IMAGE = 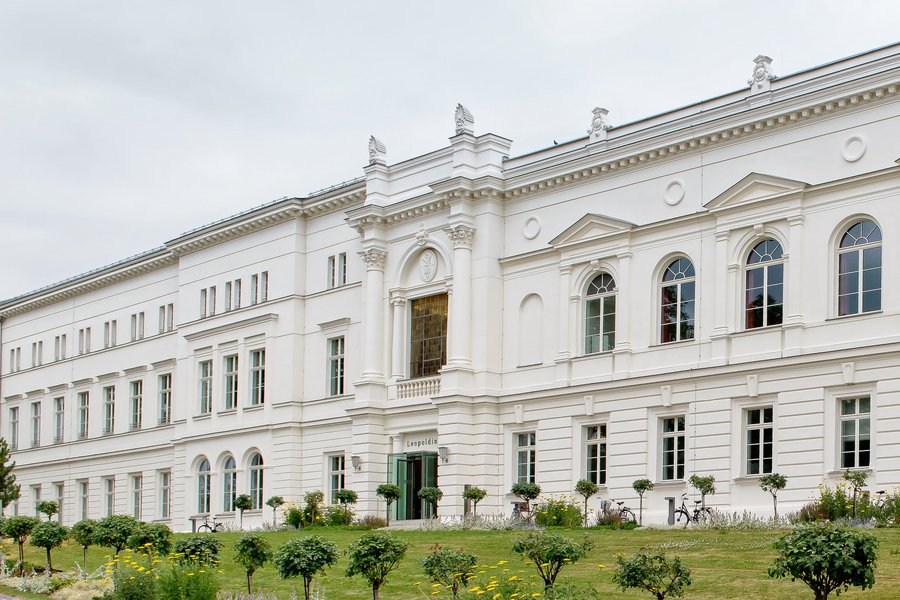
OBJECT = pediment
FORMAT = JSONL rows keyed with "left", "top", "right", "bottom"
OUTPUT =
{"left": 704, "top": 172, "right": 808, "bottom": 211}
{"left": 550, "top": 213, "right": 635, "bottom": 247}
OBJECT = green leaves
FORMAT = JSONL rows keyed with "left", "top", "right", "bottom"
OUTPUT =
{"left": 36, "top": 499, "right": 59, "bottom": 520}
{"left": 29, "top": 520, "right": 67, "bottom": 550}
{"left": 575, "top": 479, "right": 599, "bottom": 500}
{"left": 92, "top": 514, "right": 139, "bottom": 554}
{"left": 235, "top": 533, "right": 273, "bottom": 592}
{"left": 510, "top": 482, "right": 541, "bottom": 502}
{"left": 759, "top": 473, "right": 787, "bottom": 494}
{"left": 234, "top": 494, "right": 253, "bottom": 512}
{"left": 613, "top": 552, "right": 692, "bottom": 599}
{"left": 275, "top": 536, "right": 338, "bottom": 580}
{"left": 376, "top": 484, "right": 402, "bottom": 503}
{"left": 512, "top": 530, "right": 593, "bottom": 589}
{"left": 346, "top": 531, "right": 409, "bottom": 594}
{"left": 422, "top": 547, "right": 477, "bottom": 600}
{"left": 334, "top": 488, "right": 358, "bottom": 505}
{"left": 0, "top": 437, "right": 21, "bottom": 510}
{"left": 173, "top": 534, "right": 223, "bottom": 565}
{"left": 688, "top": 474, "right": 716, "bottom": 498}
{"left": 633, "top": 479, "right": 655, "bottom": 496}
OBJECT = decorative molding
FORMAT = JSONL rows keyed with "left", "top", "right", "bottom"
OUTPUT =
{"left": 587, "top": 107, "right": 611, "bottom": 143}
{"left": 183, "top": 313, "right": 278, "bottom": 342}
{"left": 445, "top": 224, "right": 476, "bottom": 249}
{"left": 747, "top": 374, "right": 759, "bottom": 397}
{"left": 514, "top": 404, "right": 524, "bottom": 424}
{"left": 454, "top": 103, "right": 474, "bottom": 135}
{"left": 419, "top": 249, "right": 438, "bottom": 282}
{"left": 584, "top": 395, "right": 595, "bottom": 416}
{"left": 415, "top": 224, "right": 429, "bottom": 246}
{"left": 318, "top": 317, "right": 352, "bottom": 334}
{"left": 842, "top": 135, "right": 867, "bottom": 162}
{"left": 661, "top": 385, "right": 672, "bottom": 407}
{"left": 359, "top": 248, "right": 388, "bottom": 271}
{"left": 748, "top": 55, "right": 775, "bottom": 94}
{"left": 842, "top": 362, "right": 856, "bottom": 384}
{"left": 346, "top": 197, "right": 450, "bottom": 234}
{"left": 123, "top": 365, "right": 149, "bottom": 376}
{"left": 368, "top": 135, "right": 387, "bottom": 165}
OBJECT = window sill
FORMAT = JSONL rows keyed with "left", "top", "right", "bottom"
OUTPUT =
{"left": 652, "top": 480, "right": 686, "bottom": 487}
{"left": 244, "top": 403, "right": 265, "bottom": 412}
{"left": 218, "top": 409, "right": 237, "bottom": 416}
{"left": 732, "top": 475, "right": 765, "bottom": 483}
{"left": 572, "top": 351, "right": 613, "bottom": 362}
{"left": 826, "top": 310, "right": 883, "bottom": 322}
{"left": 194, "top": 413, "right": 212, "bottom": 421}
{"left": 826, "top": 468, "right": 873, "bottom": 477}
{"left": 649, "top": 338, "right": 697, "bottom": 349}
{"left": 732, "top": 325, "right": 783, "bottom": 338}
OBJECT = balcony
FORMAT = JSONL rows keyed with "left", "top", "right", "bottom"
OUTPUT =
{"left": 396, "top": 376, "right": 441, "bottom": 400}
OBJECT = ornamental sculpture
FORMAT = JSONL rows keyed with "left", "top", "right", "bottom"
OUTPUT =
{"left": 368, "top": 135, "right": 387, "bottom": 165}
{"left": 587, "top": 107, "right": 611, "bottom": 142}
{"left": 419, "top": 249, "right": 437, "bottom": 282}
{"left": 415, "top": 224, "right": 429, "bottom": 246}
{"left": 748, "top": 55, "right": 774, "bottom": 94}
{"left": 455, "top": 103, "right": 475, "bottom": 135}
{"left": 359, "top": 247, "right": 388, "bottom": 271}
{"left": 445, "top": 224, "right": 475, "bottom": 249}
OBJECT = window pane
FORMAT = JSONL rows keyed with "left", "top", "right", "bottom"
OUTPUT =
{"left": 841, "top": 399, "right": 856, "bottom": 416}
{"left": 862, "top": 290, "right": 881, "bottom": 313}
{"left": 747, "top": 409, "right": 760, "bottom": 425}
{"left": 859, "top": 397, "right": 870, "bottom": 414}
{"left": 863, "top": 246, "right": 881, "bottom": 270}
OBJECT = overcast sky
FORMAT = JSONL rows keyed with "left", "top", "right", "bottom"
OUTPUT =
{"left": 1, "top": 1, "right": 898, "bottom": 301}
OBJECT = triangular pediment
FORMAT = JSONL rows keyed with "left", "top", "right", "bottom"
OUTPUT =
{"left": 550, "top": 213, "right": 635, "bottom": 247}
{"left": 705, "top": 172, "right": 808, "bottom": 211}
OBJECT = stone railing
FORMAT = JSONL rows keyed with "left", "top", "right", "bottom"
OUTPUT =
{"left": 396, "top": 375, "right": 441, "bottom": 399}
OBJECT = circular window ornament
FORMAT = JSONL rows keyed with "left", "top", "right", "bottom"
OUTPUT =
{"left": 842, "top": 135, "right": 866, "bottom": 162}
{"left": 664, "top": 180, "right": 685, "bottom": 206}
{"left": 522, "top": 216, "right": 541, "bottom": 240}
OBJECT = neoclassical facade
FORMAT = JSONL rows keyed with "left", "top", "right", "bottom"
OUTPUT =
{"left": 2, "top": 45, "right": 900, "bottom": 528}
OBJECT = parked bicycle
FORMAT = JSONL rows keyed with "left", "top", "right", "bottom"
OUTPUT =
{"left": 196, "top": 514, "right": 224, "bottom": 533}
{"left": 674, "top": 493, "right": 711, "bottom": 525}
{"left": 600, "top": 498, "right": 636, "bottom": 524}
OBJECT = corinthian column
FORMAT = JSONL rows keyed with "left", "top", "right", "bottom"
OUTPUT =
{"left": 359, "top": 247, "right": 388, "bottom": 381}
{"left": 445, "top": 224, "right": 475, "bottom": 368}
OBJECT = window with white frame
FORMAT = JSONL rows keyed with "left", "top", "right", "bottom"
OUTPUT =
{"left": 159, "top": 304, "right": 174, "bottom": 333}
{"left": 159, "top": 471, "right": 171, "bottom": 519}
{"left": 54, "top": 335, "right": 66, "bottom": 361}
{"left": 208, "top": 287, "right": 216, "bottom": 316}
{"left": 250, "top": 349, "right": 265, "bottom": 405}
{"left": 78, "top": 392, "right": 89, "bottom": 439}
{"left": 8, "top": 407, "right": 19, "bottom": 450}
{"left": 129, "top": 380, "right": 143, "bottom": 430}
{"left": 660, "top": 416, "right": 686, "bottom": 481}
{"left": 260, "top": 272, "right": 268, "bottom": 302}
{"left": 30, "top": 401, "right": 41, "bottom": 448}
{"left": 104, "top": 320, "right": 117, "bottom": 348}
{"left": 745, "top": 239, "right": 784, "bottom": 329}
{"left": 9, "top": 347, "right": 21, "bottom": 372}
{"left": 328, "top": 253, "right": 348, "bottom": 288}
{"left": 225, "top": 281, "right": 232, "bottom": 311}
{"left": 130, "top": 312, "right": 145, "bottom": 340}
{"left": 516, "top": 432, "right": 536, "bottom": 484}
{"left": 200, "top": 288, "right": 208, "bottom": 318}
{"left": 55, "top": 483, "right": 64, "bottom": 523}
{"left": 32, "top": 485, "right": 41, "bottom": 516}
{"left": 840, "top": 396, "right": 871, "bottom": 469}
{"left": 158, "top": 374, "right": 172, "bottom": 424}
{"left": 585, "top": 424, "right": 607, "bottom": 485}
{"left": 131, "top": 475, "right": 143, "bottom": 520}
{"left": 223, "top": 457, "right": 237, "bottom": 512}
{"left": 197, "top": 459, "right": 211, "bottom": 514}
{"left": 103, "top": 477, "right": 115, "bottom": 516}
{"left": 328, "top": 337, "right": 345, "bottom": 396}
{"left": 79, "top": 481, "right": 89, "bottom": 521}
{"left": 199, "top": 360, "right": 213, "bottom": 415}
{"left": 78, "top": 327, "right": 91, "bottom": 354}
{"left": 249, "top": 453, "right": 264, "bottom": 509}
{"left": 53, "top": 397, "right": 64, "bottom": 443}
{"left": 660, "top": 258, "right": 695, "bottom": 343}
{"left": 225, "top": 280, "right": 242, "bottom": 312}
{"left": 328, "top": 455, "right": 346, "bottom": 504}
{"left": 745, "top": 407, "right": 773, "bottom": 475}
{"left": 584, "top": 273, "right": 616, "bottom": 353}
{"left": 102, "top": 386, "right": 115, "bottom": 435}
{"left": 223, "top": 355, "right": 239, "bottom": 410}
{"left": 838, "top": 220, "right": 882, "bottom": 316}
{"left": 31, "top": 341, "right": 43, "bottom": 367}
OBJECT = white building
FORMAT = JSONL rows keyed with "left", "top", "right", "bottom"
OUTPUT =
{"left": 2, "top": 45, "right": 900, "bottom": 528}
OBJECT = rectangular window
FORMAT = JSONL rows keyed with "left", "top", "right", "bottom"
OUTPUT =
{"left": 200, "top": 288, "right": 208, "bottom": 318}
{"left": 585, "top": 295, "right": 616, "bottom": 353}
{"left": 260, "top": 272, "right": 268, "bottom": 302}
{"left": 53, "top": 397, "right": 64, "bottom": 444}
{"left": 159, "top": 471, "right": 171, "bottom": 519}
{"left": 79, "top": 481, "right": 89, "bottom": 521}
{"left": 55, "top": 483, "right": 64, "bottom": 524}
{"left": 250, "top": 274, "right": 258, "bottom": 305}
{"left": 32, "top": 486, "right": 41, "bottom": 516}
{"left": 661, "top": 416, "right": 686, "bottom": 481}
{"left": 328, "top": 455, "right": 346, "bottom": 504}
{"left": 746, "top": 407, "right": 774, "bottom": 475}
{"left": 209, "top": 286, "right": 216, "bottom": 316}
{"left": 55, "top": 335, "right": 66, "bottom": 361}
{"left": 225, "top": 281, "right": 232, "bottom": 311}
{"left": 199, "top": 360, "right": 213, "bottom": 415}
{"left": 225, "top": 280, "right": 241, "bottom": 310}
{"left": 158, "top": 374, "right": 172, "bottom": 424}
{"left": 78, "top": 327, "right": 91, "bottom": 354}
{"left": 30, "top": 401, "right": 41, "bottom": 448}
{"left": 159, "top": 304, "right": 174, "bottom": 333}
{"left": 409, "top": 293, "right": 448, "bottom": 379}
{"left": 328, "top": 254, "right": 347, "bottom": 288}
{"left": 223, "top": 355, "right": 239, "bottom": 410}
{"left": 9, "top": 407, "right": 18, "bottom": 450}
{"left": 102, "top": 386, "right": 115, "bottom": 435}
{"left": 234, "top": 279, "right": 242, "bottom": 309}
{"left": 131, "top": 475, "right": 143, "bottom": 520}
{"left": 516, "top": 432, "right": 536, "bottom": 483}
{"left": 104, "top": 478, "right": 115, "bottom": 516}
{"left": 250, "top": 349, "right": 265, "bottom": 405}
{"left": 78, "top": 392, "right": 89, "bottom": 439}
{"left": 129, "top": 380, "right": 143, "bottom": 430}
{"left": 328, "top": 337, "right": 345, "bottom": 396}
{"left": 585, "top": 424, "right": 607, "bottom": 485}
{"left": 328, "top": 255, "right": 336, "bottom": 288}
{"left": 840, "top": 396, "right": 871, "bottom": 469}
{"left": 130, "top": 313, "right": 145, "bottom": 340}
{"left": 31, "top": 341, "right": 43, "bottom": 367}
{"left": 104, "top": 320, "right": 117, "bottom": 348}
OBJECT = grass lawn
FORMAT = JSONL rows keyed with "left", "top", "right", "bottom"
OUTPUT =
{"left": 2, "top": 526, "right": 900, "bottom": 599}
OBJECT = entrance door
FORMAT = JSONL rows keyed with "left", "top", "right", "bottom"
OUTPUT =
{"left": 388, "top": 451, "right": 438, "bottom": 520}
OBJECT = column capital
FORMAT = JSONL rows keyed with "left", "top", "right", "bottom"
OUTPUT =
{"left": 445, "top": 224, "right": 476, "bottom": 249}
{"left": 359, "top": 248, "right": 388, "bottom": 271}
{"left": 390, "top": 296, "right": 407, "bottom": 308}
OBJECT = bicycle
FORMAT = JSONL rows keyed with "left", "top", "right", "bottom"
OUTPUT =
{"left": 674, "top": 493, "right": 711, "bottom": 525}
{"left": 196, "top": 514, "right": 224, "bottom": 533}
{"left": 600, "top": 499, "right": 637, "bottom": 524}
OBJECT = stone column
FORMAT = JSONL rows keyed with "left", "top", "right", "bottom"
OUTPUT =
{"left": 390, "top": 295, "right": 406, "bottom": 379}
{"left": 445, "top": 225, "right": 475, "bottom": 369}
{"left": 359, "top": 248, "right": 388, "bottom": 381}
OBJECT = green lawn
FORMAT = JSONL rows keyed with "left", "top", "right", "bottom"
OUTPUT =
{"left": 3, "top": 526, "right": 900, "bottom": 599}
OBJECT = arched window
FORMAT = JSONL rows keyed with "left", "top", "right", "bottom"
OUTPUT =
{"left": 838, "top": 220, "right": 882, "bottom": 316}
{"left": 249, "top": 453, "right": 264, "bottom": 510}
{"left": 584, "top": 273, "right": 616, "bottom": 354}
{"left": 660, "top": 258, "right": 695, "bottom": 343}
{"left": 223, "top": 457, "right": 237, "bottom": 512}
{"left": 197, "top": 459, "right": 211, "bottom": 514}
{"left": 745, "top": 239, "right": 784, "bottom": 329}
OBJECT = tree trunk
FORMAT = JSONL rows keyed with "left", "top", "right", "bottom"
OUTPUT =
{"left": 273, "top": 508, "right": 278, "bottom": 528}
{"left": 17, "top": 542, "right": 24, "bottom": 569}
{"left": 83, "top": 547, "right": 88, "bottom": 570}
{"left": 386, "top": 502, "right": 391, "bottom": 527}
{"left": 473, "top": 501, "right": 478, "bottom": 517}
{"left": 46, "top": 548, "right": 52, "bottom": 575}
{"left": 304, "top": 576, "right": 312, "bottom": 600}
{"left": 246, "top": 572, "right": 252, "bottom": 594}
{"left": 240, "top": 510, "right": 243, "bottom": 530}
{"left": 583, "top": 498, "right": 589, "bottom": 527}
{"left": 639, "top": 496, "right": 644, "bottom": 526}
{"left": 373, "top": 581, "right": 381, "bottom": 600}
{"left": 772, "top": 494, "right": 778, "bottom": 520}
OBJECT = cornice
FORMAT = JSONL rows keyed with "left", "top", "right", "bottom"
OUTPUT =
{"left": 346, "top": 195, "right": 450, "bottom": 233}
{"left": 182, "top": 313, "right": 278, "bottom": 342}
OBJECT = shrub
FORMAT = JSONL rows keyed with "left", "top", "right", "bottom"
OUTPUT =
{"left": 173, "top": 534, "right": 223, "bottom": 565}
{"left": 462, "top": 486, "right": 487, "bottom": 517}
{"left": 511, "top": 482, "right": 541, "bottom": 520}
{"left": 304, "top": 490, "right": 325, "bottom": 526}
{"left": 127, "top": 522, "right": 172, "bottom": 556}
{"left": 511, "top": 530, "right": 593, "bottom": 589}
{"left": 234, "top": 494, "right": 253, "bottom": 529}
{"left": 30, "top": 521, "right": 67, "bottom": 573}
{"left": 613, "top": 551, "right": 692, "bottom": 600}
{"left": 574, "top": 479, "right": 599, "bottom": 527}
{"left": 418, "top": 486, "right": 443, "bottom": 517}
{"left": 688, "top": 474, "right": 716, "bottom": 509}
{"left": 266, "top": 495, "right": 285, "bottom": 528}
{"left": 376, "top": 484, "right": 402, "bottom": 527}
{"left": 109, "top": 556, "right": 158, "bottom": 600}
{"left": 156, "top": 562, "right": 219, "bottom": 600}
{"left": 93, "top": 514, "right": 138, "bottom": 556}
{"left": 70, "top": 518, "right": 96, "bottom": 570}
{"left": 334, "top": 488, "right": 358, "bottom": 505}
{"left": 633, "top": 479, "right": 654, "bottom": 526}
{"left": 421, "top": 546, "right": 477, "bottom": 600}
{"left": 36, "top": 499, "right": 59, "bottom": 521}
{"left": 534, "top": 496, "right": 582, "bottom": 528}
{"left": 843, "top": 469, "right": 868, "bottom": 518}
{"left": 1, "top": 515, "right": 40, "bottom": 568}
{"left": 346, "top": 531, "right": 409, "bottom": 600}
{"left": 324, "top": 503, "right": 354, "bottom": 526}
{"left": 355, "top": 514, "right": 388, "bottom": 529}
{"left": 769, "top": 522, "right": 877, "bottom": 600}
{"left": 285, "top": 506, "right": 304, "bottom": 529}
{"left": 234, "top": 533, "right": 273, "bottom": 593}
{"left": 274, "top": 536, "right": 339, "bottom": 600}
{"left": 759, "top": 473, "right": 788, "bottom": 520}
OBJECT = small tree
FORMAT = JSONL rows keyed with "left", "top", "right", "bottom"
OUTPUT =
{"left": 759, "top": 473, "right": 788, "bottom": 520}
{"left": 418, "top": 487, "right": 443, "bottom": 518}
{"left": 127, "top": 522, "right": 172, "bottom": 555}
{"left": 574, "top": 479, "right": 599, "bottom": 527}
{"left": 511, "top": 530, "right": 593, "bottom": 590}
{"left": 422, "top": 546, "right": 477, "bottom": 600}
{"left": 0, "top": 438, "right": 21, "bottom": 515}
{"left": 234, "top": 494, "right": 253, "bottom": 529}
{"left": 275, "top": 536, "right": 339, "bottom": 600}
{"left": 70, "top": 519, "right": 96, "bottom": 569}
{"left": 688, "top": 474, "right": 716, "bottom": 510}
{"left": 335, "top": 489, "right": 358, "bottom": 505}
{"left": 30, "top": 521, "right": 67, "bottom": 574}
{"left": 92, "top": 514, "right": 138, "bottom": 557}
{"left": 173, "top": 534, "right": 223, "bottom": 565}
{"left": 36, "top": 499, "right": 59, "bottom": 522}
{"left": 510, "top": 482, "right": 541, "bottom": 521}
{"left": 614, "top": 551, "right": 692, "bottom": 600}
{"left": 304, "top": 490, "right": 325, "bottom": 526}
{"left": 376, "top": 484, "right": 402, "bottom": 527}
{"left": 267, "top": 495, "right": 285, "bottom": 528}
{"left": 1, "top": 515, "right": 39, "bottom": 569}
{"left": 462, "top": 486, "right": 487, "bottom": 517}
{"left": 843, "top": 469, "right": 868, "bottom": 519}
{"left": 235, "top": 533, "right": 273, "bottom": 594}
{"left": 768, "top": 522, "right": 878, "bottom": 600}
{"left": 633, "top": 479, "right": 655, "bottom": 526}
{"left": 346, "top": 531, "right": 409, "bottom": 600}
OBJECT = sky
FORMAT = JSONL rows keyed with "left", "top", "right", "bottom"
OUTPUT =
{"left": 1, "top": 1, "right": 898, "bottom": 301}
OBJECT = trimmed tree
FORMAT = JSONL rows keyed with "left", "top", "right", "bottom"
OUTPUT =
{"left": 127, "top": 522, "right": 172, "bottom": 555}
{"left": 376, "top": 484, "right": 402, "bottom": 527}
{"left": 575, "top": 479, "right": 599, "bottom": 527}
{"left": 843, "top": 469, "right": 868, "bottom": 519}
{"left": 1, "top": 515, "right": 39, "bottom": 570}
{"left": 759, "top": 473, "right": 788, "bottom": 520}
{"left": 235, "top": 533, "right": 273, "bottom": 594}
{"left": 304, "top": 490, "right": 325, "bottom": 526}
{"left": 633, "top": 479, "right": 655, "bottom": 526}
{"left": 0, "top": 438, "right": 21, "bottom": 515}
{"left": 769, "top": 522, "right": 878, "bottom": 600}
{"left": 614, "top": 551, "right": 692, "bottom": 600}
{"left": 234, "top": 494, "right": 253, "bottom": 530}
{"left": 346, "top": 531, "right": 409, "bottom": 600}
{"left": 335, "top": 489, "right": 358, "bottom": 505}
{"left": 92, "top": 514, "right": 138, "bottom": 557}
{"left": 462, "top": 486, "right": 487, "bottom": 518}
{"left": 512, "top": 530, "right": 593, "bottom": 590}
{"left": 417, "top": 487, "right": 443, "bottom": 518}
{"left": 511, "top": 482, "right": 541, "bottom": 522}
{"left": 422, "top": 547, "right": 477, "bottom": 600}
{"left": 266, "top": 495, "right": 285, "bottom": 528}
{"left": 688, "top": 474, "right": 716, "bottom": 510}
{"left": 70, "top": 519, "right": 96, "bottom": 570}
{"left": 275, "top": 536, "right": 338, "bottom": 600}
{"left": 30, "top": 521, "right": 67, "bottom": 574}
{"left": 36, "top": 499, "right": 59, "bottom": 522}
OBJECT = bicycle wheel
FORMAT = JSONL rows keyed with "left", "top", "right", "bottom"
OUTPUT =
{"left": 620, "top": 508, "right": 636, "bottom": 524}
{"left": 213, "top": 523, "right": 224, "bottom": 533}
{"left": 675, "top": 509, "right": 690, "bottom": 525}
{"left": 197, "top": 523, "right": 211, "bottom": 533}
